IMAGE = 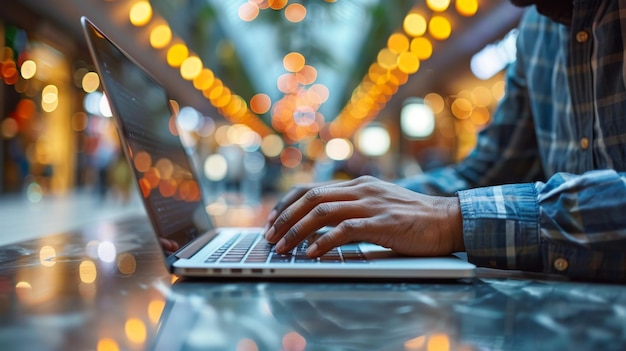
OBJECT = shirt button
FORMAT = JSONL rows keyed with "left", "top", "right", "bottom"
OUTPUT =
{"left": 580, "top": 137, "right": 590, "bottom": 150}
{"left": 576, "top": 30, "right": 589, "bottom": 43}
{"left": 554, "top": 258, "right": 569, "bottom": 271}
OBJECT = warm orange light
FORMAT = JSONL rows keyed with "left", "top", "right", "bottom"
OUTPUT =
{"left": 117, "top": 252, "right": 137, "bottom": 275}
{"left": 250, "top": 93, "right": 272, "bottom": 114}
{"left": 470, "top": 106, "right": 490, "bottom": 125}
{"left": 193, "top": 69, "right": 215, "bottom": 91}
{"left": 144, "top": 167, "right": 161, "bottom": 188}
{"left": 203, "top": 78, "right": 223, "bottom": 99}
{"left": 367, "top": 63, "right": 388, "bottom": 83}
{"left": 180, "top": 56, "right": 203, "bottom": 80}
{"left": 97, "top": 338, "right": 120, "bottom": 351}
{"left": 150, "top": 25, "right": 172, "bottom": 49}
{"left": 424, "top": 92, "right": 445, "bottom": 114}
{"left": 456, "top": 0, "right": 478, "bottom": 16}
{"left": 269, "top": 0, "right": 288, "bottom": 10}
{"left": 472, "top": 86, "right": 493, "bottom": 107}
{"left": 426, "top": 0, "right": 451, "bottom": 12}
{"left": 280, "top": 147, "right": 303, "bottom": 168}
{"left": 377, "top": 48, "right": 398, "bottom": 69}
{"left": 410, "top": 37, "right": 433, "bottom": 60}
{"left": 397, "top": 52, "right": 420, "bottom": 74}
{"left": 79, "top": 260, "right": 97, "bottom": 283}
{"left": 403, "top": 13, "right": 427, "bottom": 37}
{"left": 166, "top": 44, "right": 189, "bottom": 67}
{"left": 451, "top": 98, "right": 472, "bottom": 119}
{"left": 159, "top": 179, "right": 177, "bottom": 197}
{"left": 133, "top": 151, "right": 152, "bottom": 172}
{"left": 285, "top": 3, "right": 307, "bottom": 22}
{"left": 129, "top": 1, "right": 152, "bottom": 26}
{"left": 427, "top": 333, "right": 450, "bottom": 351}
{"left": 82, "top": 72, "right": 100, "bottom": 93}
{"left": 125, "top": 318, "right": 147, "bottom": 344}
{"left": 429, "top": 16, "right": 452, "bottom": 40}
{"left": 387, "top": 33, "right": 410, "bottom": 54}
{"left": 148, "top": 299, "right": 166, "bottom": 325}
{"left": 283, "top": 52, "right": 306, "bottom": 72}
{"left": 211, "top": 87, "right": 232, "bottom": 108}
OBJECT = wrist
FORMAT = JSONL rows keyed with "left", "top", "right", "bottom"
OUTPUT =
{"left": 446, "top": 196, "right": 465, "bottom": 252}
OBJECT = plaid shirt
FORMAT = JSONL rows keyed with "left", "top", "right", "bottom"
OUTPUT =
{"left": 398, "top": 3, "right": 626, "bottom": 282}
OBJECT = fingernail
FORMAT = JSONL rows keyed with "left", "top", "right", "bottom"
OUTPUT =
{"left": 306, "top": 242, "right": 318, "bottom": 256}
{"left": 275, "top": 238, "right": 285, "bottom": 253}
{"left": 265, "top": 227, "right": 275, "bottom": 242}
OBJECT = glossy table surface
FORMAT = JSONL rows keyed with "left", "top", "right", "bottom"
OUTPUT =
{"left": 1, "top": 195, "right": 626, "bottom": 351}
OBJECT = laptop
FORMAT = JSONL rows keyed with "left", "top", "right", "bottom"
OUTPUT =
{"left": 81, "top": 16, "right": 475, "bottom": 279}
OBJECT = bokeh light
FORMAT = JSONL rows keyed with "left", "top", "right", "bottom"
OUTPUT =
{"left": 79, "top": 260, "right": 97, "bottom": 283}
{"left": 39, "top": 246, "right": 56, "bottom": 267}
{"left": 20, "top": 59, "right": 36, "bottom": 79}
{"left": 97, "top": 338, "right": 120, "bottom": 351}
{"left": 82, "top": 72, "right": 100, "bottom": 93}
{"left": 269, "top": 0, "right": 288, "bottom": 10}
{"left": 239, "top": 2, "right": 260, "bottom": 22}
{"left": 129, "top": 1, "right": 153, "bottom": 26}
{"left": 285, "top": 3, "right": 307, "bottom": 23}
{"left": 325, "top": 138, "right": 353, "bottom": 161}
{"left": 427, "top": 0, "right": 451, "bottom": 12}
{"left": 357, "top": 124, "right": 390, "bottom": 157}
{"left": 204, "top": 154, "right": 228, "bottom": 181}
{"left": 451, "top": 98, "right": 472, "bottom": 119}
{"left": 167, "top": 43, "right": 189, "bottom": 68}
{"left": 97, "top": 241, "right": 117, "bottom": 263}
{"left": 424, "top": 92, "right": 445, "bottom": 114}
{"left": 283, "top": 52, "right": 306, "bottom": 72}
{"left": 261, "top": 134, "right": 284, "bottom": 157}
{"left": 410, "top": 37, "right": 433, "bottom": 60}
{"left": 250, "top": 93, "right": 271, "bottom": 114}
{"left": 456, "top": 0, "right": 479, "bottom": 16}
{"left": 377, "top": 48, "right": 398, "bottom": 69}
{"left": 150, "top": 24, "right": 172, "bottom": 49}
{"left": 180, "top": 56, "right": 203, "bottom": 80}
{"left": 125, "top": 318, "right": 147, "bottom": 344}
{"left": 397, "top": 52, "right": 420, "bottom": 74}
{"left": 429, "top": 16, "right": 452, "bottom": 40}
{"left": 388, "top": 33, "right": 410, "bottom": 54}
{"left": 148, "top": 299, "right": 166, "bottom": 325}
{"left": 403, "top": 13, "right": 427, "bottom": 37}
{"left": 401, "top": 98, "right": 435, "bottom": 139}
{"left": 280, "top": 146, "right": 303, "bottom": 168}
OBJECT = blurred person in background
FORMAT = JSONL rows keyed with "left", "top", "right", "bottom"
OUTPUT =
{"left": 263, "top": 1, "right": 626, "bottom": 283}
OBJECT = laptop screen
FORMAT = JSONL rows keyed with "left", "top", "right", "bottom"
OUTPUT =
{"left": 82, "top": 18, "right": 214, "bottom": 253}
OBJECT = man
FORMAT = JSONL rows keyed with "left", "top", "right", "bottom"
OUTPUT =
{"left": 263, "top": 1, "right": 626, "bottom": 282}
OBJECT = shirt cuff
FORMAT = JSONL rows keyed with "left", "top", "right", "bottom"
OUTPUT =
{"left": 457, "top": 183, "right": 542, "bottom": 271}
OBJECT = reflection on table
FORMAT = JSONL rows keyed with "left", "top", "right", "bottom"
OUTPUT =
{"left": 1, "top": 215, "right": 625, "bottom": 351}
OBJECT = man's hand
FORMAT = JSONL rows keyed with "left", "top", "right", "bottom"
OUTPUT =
{"left": 263, "top": 176, "right": 465, "bottom": 257}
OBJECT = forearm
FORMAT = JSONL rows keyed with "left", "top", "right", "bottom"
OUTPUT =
{"left": 459, "top": 170, "right": 626, "bottom": 282}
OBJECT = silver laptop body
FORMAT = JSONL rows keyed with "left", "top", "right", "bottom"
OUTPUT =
{"left": 81, "top": 16, "right": 475, "bottom": 279}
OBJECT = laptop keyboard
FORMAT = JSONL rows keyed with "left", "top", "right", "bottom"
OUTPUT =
{"left": 204, "top": 233, "right": 368, "bottom": 264}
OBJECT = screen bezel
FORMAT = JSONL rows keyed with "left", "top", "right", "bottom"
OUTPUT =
{"left": 80, "top": 16, "right": 218, "bottom": 262}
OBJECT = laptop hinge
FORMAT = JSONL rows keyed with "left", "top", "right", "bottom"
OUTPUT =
{"left": 175, "top": 229, "right": 218, "bottom": 259}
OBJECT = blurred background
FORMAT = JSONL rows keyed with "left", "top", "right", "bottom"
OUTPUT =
{"left": 0, "top": 0, "right": 523, "bottom": 222}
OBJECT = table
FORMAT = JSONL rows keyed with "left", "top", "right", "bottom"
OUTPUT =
{"left": 1, "top": 214, "right": 626, "bottom": 351}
